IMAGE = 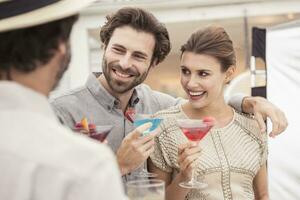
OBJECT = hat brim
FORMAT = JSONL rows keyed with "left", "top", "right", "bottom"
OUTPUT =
{"left": 0, "top": 0, "right": 96, "bottom": 32}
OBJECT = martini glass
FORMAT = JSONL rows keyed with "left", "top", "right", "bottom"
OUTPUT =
{"left": 133, "top": 114, "right": 162, "bottom": 178}
{"left": 89, "top": 125, "right": 113, "bottom": 142}
{"left": 176, "top": 118, "right": 214, "bottom": 189}
{"left": 74, "top": 124, "right": 113, "bottom": 143}
{"left": 126, "top": 179, "right": 165, "bottom": 200}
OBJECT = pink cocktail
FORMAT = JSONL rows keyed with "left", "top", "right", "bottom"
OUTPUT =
{"left": 176, "top": 118, "right": 214, "bottom": 189}
{"left": 89, "top": 125, "right": 113, "bottom": 142}
{"left": 181, "top": 126, "right": 211, "bottom": 141}
{"left": 74, "top": 123, "right": 113, "bottom": 143}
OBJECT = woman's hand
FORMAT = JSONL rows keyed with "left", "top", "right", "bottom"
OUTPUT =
{"left": 178, "top": 141, "right": 202, "bottom": 180}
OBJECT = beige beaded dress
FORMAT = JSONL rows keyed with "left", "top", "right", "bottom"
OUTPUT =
{"left": 150, "top": 105, "right": 268, "bottom": 200}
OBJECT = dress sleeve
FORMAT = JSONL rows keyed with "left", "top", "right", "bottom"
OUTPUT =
{"left": 260, "top": 131, "right": 268, "bottom": 166}
{"left": 152, "top": 90, "right": 183, "bottom": 110}
{"left": 150, "top": 127, "right": 173, "bottom": 173}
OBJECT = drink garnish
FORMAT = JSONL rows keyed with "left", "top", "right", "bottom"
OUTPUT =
{"left": 125, "top": 107, "right": 136, "bottom": 123}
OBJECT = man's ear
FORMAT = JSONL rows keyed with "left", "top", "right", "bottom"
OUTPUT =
{"left": 58, "top": 41, "right": 67, "bottom": 55}
{"left": 225, "top": 65, "right": 236, "bottom": 84}
{"left": 150, "top": 59, "right": 158, "bottom": 69}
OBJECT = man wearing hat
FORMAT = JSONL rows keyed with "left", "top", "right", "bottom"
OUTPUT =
{"left": 0, "top": 1, "right": 128, "bottom": 199}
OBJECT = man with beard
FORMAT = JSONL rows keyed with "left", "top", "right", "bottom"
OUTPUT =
{"left": 0, "top": 1, "right": 128, "bottom": 199}
{"left": 50, "top": 7, "right": 288, "bottom": 181}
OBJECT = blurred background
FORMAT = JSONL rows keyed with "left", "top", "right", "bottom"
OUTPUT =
{"left": 51, "top": 1, "right": 300, "bottom": 199}
{"left": 54, "top": 0, "right": 300, "bottom": 98}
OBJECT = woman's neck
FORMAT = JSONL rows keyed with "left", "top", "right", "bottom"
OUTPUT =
{"left": 182, "top": 100, "right": 234, "bottom": 128}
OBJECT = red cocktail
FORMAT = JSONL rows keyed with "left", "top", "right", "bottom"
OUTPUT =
{"left": 181, "top": 126, "right": 211, "bottom": 141}
{"left": 89, "top": 125, "right": 113, "bottom": 142}
{"left": 176, "top": 117, "right": 214, "bottom": 189}
{"left": 74, "top": 119, "right": 113, "bottom": 143}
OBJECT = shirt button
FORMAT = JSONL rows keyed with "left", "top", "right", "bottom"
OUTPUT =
{"left": 133, "top": 98, "right": 140, "bottom": 104}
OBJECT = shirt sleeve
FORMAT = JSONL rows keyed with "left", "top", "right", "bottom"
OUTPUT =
{"left": 152, "top": 90, "right": 184, "bottom": 110}
{"left": 50, "top": 100, "right": 76, "bottom": 129}
{"left": 227, "top": 93, "right": 246, "bottom": 112}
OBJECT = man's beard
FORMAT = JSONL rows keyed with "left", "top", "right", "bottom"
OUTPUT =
{"left": 102, "top": 58, "right": 149, "bottom": 94}
{"left": 52, "top": 44, "right": 71, "bottom": 90}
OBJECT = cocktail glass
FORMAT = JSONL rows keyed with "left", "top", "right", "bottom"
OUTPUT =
{"left": 133, "top": 114, "right": 162, "bottom": 178}
{"left": 89, "top": 125, "right": 113, "bottom": 142}
{"left": 176, "top": 118, "right": 214, "bottom": 189}
{"left": 74, "top": 124, "right": 113, "bottom": 143}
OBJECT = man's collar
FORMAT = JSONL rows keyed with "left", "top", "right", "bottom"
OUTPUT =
{"left": 0, "top": 81, "right": 58, "bottom": 121}
{"left": 129, "top": 88, "right": 140, "bottom": 107}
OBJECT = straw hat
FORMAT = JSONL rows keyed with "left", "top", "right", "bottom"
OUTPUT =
{"left": 0, "top": 0, "right": 96, "bottom": 32}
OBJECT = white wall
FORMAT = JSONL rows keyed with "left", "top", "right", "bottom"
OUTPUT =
{"left": 267, "top": 20, "right": 300, "bottom": 200}
{"left": 51, "top": 14, "right": 105, "bottom": 96}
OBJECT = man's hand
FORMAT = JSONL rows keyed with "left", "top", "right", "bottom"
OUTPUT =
{"left": 242, "top": 96, "right": 288, "bottom": 137}
{"left": 116, "top": 123, "right": 159, "bottom": 176}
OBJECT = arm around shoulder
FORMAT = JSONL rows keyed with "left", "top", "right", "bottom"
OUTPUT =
{"left": 229, "top": 94, "right": 288, "bottom": 137}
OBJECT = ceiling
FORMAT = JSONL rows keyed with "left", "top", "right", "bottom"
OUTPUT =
{"left": 88, "top": 12, "right": 300, "bottom": 55}
{"left": 82, "top": 0, "right": 300, "bottom": 95}
{"left": 90, "top": 0, "right": 283, "bottom": 13}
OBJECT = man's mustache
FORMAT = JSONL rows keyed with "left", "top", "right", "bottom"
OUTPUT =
{"left": 109, "top": 64, "right": 139, "bottom": 76}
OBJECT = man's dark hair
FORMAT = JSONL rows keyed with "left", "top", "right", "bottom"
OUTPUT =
{"left": 0, "top": 15, "right": 78, "bottom": 79}
{"left": 100, "top": 7, "right": 171, "bottom": 66}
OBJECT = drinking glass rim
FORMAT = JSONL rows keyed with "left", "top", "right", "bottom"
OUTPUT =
{"left": 176, "top": 119, "right": 214, "bottom": 127}
{"left": 95, "top": 125, "right": 113, "bottom": 130}
{"left": 126, "top": 179, "right": 165, "bottom": 188}
{"left": 73, "top": 124, "right": 113, "bottom": 130}
{"left": 134, "top": 117, "right": 162, "bottom": 121}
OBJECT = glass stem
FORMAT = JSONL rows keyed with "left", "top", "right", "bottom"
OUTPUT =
{"left": 142, "top": 161, "right": 148, "bottom": 174}
{"left": 189, "top": 169, "right": 195, "bottom": 184}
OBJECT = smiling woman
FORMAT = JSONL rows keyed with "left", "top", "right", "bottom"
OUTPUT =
{"left": 149, "top": 26, "right": 269, "bottom": 200}
{"left": 179, "top": 26, "right": 236, "bottom": 110}
{"left": 180, "top": 53, "right": 235, "bottom": 107}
